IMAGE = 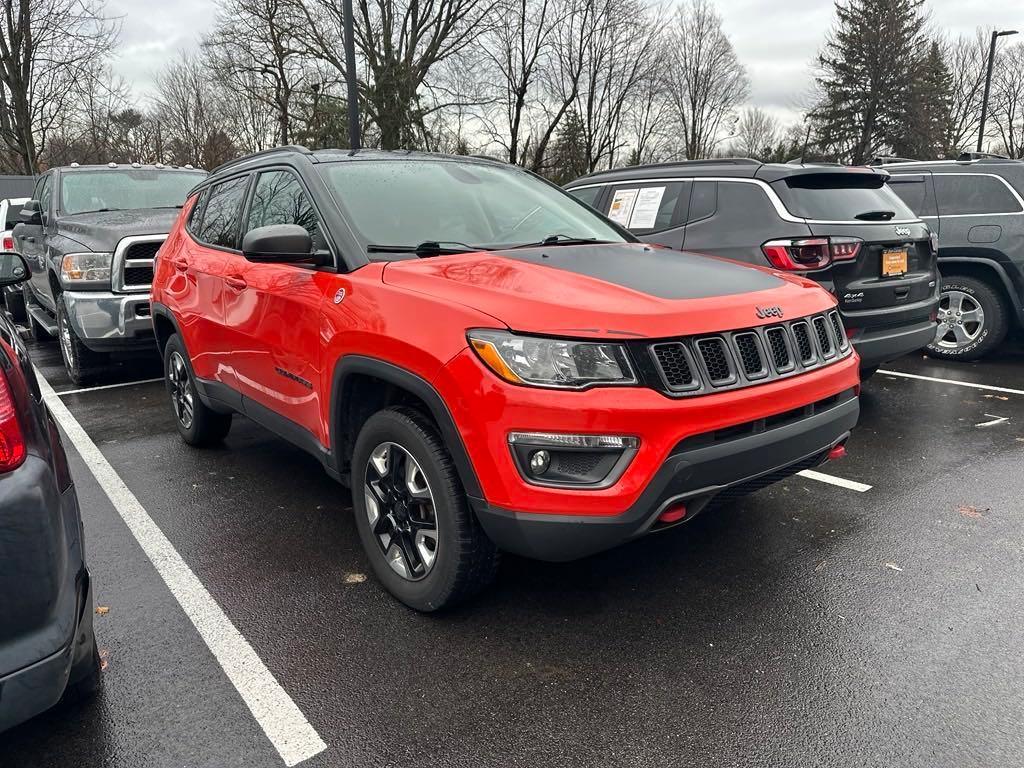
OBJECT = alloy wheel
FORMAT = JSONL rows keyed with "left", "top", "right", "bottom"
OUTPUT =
{"left": 59, "top": 309, "right": 75, "bottom": 367}
{"left": 168, "top": 351, "right": 195, "bottom": 429}
{"left": 363, "top": 442, "right": 439, "bottom": 581}
{"left": 934, "top": 289, "right": 985, "bottom": 349}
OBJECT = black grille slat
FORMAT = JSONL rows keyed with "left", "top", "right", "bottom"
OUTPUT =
{"left": 765, "top": 327, "right": 792, "bottom": 371}
{"left": 829, "top": 311, "right": 848, "bottom": 350}
{"left": 696, "top": 338, "right": 734, "bottom": 385}
{"left": 813, "top": 316, "right": 835, "bottom": 357}
{"left": 733, "top": 333, "right": 766, "bottom": 378}
{"left": 651, "top": 343, "right": 697, "bottom": 390}
{"left": 791, "top": 322, "right": 815, "bottom": 363}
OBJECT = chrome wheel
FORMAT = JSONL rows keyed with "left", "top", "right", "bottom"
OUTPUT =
{"left": 934, "top": 290, "right": 985, "bottom": 349}
{"left": 168, "top": 351, "right": 195, "bottom": 429}
{"left": 59, "top": 309, "right": 75, "bottom": 366}
{"left": 363, "top": 442, "right": 439, "bottom": 581}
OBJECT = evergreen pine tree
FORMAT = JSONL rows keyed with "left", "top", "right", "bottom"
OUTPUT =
{"left": 547, "top": 110, "right": 589, "bottom": 184}
{"left": 891, "top": 40, "right": 954, "bottom": 159}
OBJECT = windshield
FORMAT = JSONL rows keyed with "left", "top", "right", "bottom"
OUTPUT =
{"left": 319, "top": 160, "right": 629, "bottom": 253}
{"left": 776, "top": 173, "right": 918, "bottom": 221}
{"left": 60, "top": 169, "right": 206, "bottom": 215}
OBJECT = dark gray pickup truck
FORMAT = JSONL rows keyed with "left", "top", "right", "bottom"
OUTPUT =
{"left": 14, "top": 164, "right": 206, "bottom": 384}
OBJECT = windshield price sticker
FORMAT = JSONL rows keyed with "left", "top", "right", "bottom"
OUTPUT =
{"left": 608, "top": 188, "right": 639, "bottom": 226}
{"left": 628, "top": 186, "right": 666, "bottom": 229}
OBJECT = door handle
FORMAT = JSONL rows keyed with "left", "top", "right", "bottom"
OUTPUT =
{"left": 225, "top": 275, "right": 247, "bottom": 290}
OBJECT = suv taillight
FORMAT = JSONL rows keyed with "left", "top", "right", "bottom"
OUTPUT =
{"left": 0, "top": 368, "right": 26, "bottom": 473}
{"left": 2, "top": 236, "right": 13, "bottom": 250}
{"left": 761, "top": 237, "right": 863, "bottom": 271}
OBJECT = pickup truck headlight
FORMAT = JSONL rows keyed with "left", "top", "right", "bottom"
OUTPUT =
{"left": 468, "top": 329, "right": 636, "bottom": 389}
{"left": 61, "top": 252, "right": 113, "bottom": 284}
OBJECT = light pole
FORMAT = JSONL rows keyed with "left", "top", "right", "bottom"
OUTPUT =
{"left": 977, "top": 29, "right": 1018, "bottom": 153}
{"left": 342, "top": 0, "right": 360, "bottom": 151}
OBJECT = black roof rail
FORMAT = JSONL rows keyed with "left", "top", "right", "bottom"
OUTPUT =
{"left": 868, "top": 155, "right": 919, "bottom": 165}
{"left": 579, "top": 156, "right": 761, "bottom": 180}
{"left": 957, "top": 151, "right": 1010, "bottom": 162}
{"left": 211, "top": 145, "right": 314, "bottom": 175}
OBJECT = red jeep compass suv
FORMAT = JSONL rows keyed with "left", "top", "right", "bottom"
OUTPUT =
{"left": 151, "top": 147, "right": 860, "bottom": 611}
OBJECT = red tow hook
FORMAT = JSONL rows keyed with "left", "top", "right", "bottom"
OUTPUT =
{"left": 657, "top": 503, "right": 688, "bottom": 524}
{"left": 827, "top": 444, "right": 847, "bottom": 461}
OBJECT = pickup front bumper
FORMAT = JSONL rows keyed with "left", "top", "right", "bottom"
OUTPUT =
{"left": 63, "top": 291, "right": 154, "bottom": 351}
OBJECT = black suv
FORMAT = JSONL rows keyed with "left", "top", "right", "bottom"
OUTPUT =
{"left": 565, "top": 160, "right": 940, "bottom": 373}
{"left": 880, "top": 157, "right": 1024, "bottom": 360}
{"left": 14, "top": 163, "right": 206, "bottom": 384}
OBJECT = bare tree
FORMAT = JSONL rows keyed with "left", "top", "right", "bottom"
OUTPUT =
{"left": 665, "top": 0, "right": 748, "bottom": 160}
{"left": 990, "top": 42, "right": 1024, "bottom": 158}
{"left": 0, "top": 0, "right": 119, "bottom": 173}
{"left": 942, "top": 30, "right": 989, "bottom": 153}
{"left": 728, "top": 106, "right": 779, "bottom": 159}
{"left": 205, "top": 0, "right": 306, "bottom": 146}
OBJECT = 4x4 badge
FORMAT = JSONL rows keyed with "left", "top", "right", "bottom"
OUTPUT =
{"left": 755, "top": 305, "right": 784, "bottom": 319}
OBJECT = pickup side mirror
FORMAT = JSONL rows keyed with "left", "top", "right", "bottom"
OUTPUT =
{"left": 242, "top": 224, "right": 320, "bottom": 264}
{"left": 19, "top": 200, "right": 42, "bottom": 226}
{"left": 0, "top": 252, "right": 30, "bottom": 287}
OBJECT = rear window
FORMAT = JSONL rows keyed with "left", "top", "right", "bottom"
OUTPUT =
{"left": 886, "top": 175, "right": 936, "bottom": 217}
{"left": 933, "top": 174, "right": 1023, "bottom": 215}
{"left": 775, "top": 173, "right": 917, "bottom": 221}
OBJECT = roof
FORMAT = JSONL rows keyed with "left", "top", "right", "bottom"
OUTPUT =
{"left": 57, "top": 162, "right": 206, "bottom": 174}
{"left": 209, "top": 145, "right": 509, "bottom": 177}
{"left": 566, "top": 159, "right": 890, "bottom": 187}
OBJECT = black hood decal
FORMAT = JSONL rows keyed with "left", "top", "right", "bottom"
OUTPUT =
{"left": 491, "top": 244, "right": 784, "bottom": 300}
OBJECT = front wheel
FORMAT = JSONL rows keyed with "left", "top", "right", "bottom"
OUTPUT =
{"left": 57, "top": 295, "right": 109, "bottom": 385}
{"left": 926, "top": 276, "right": 1009, "bottom": 362}
{"left": 352, "top": 407, "right": 499, "bottom": 611}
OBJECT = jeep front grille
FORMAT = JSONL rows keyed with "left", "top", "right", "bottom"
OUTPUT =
{"left": 112, "top": 235, "right": 166, "bottom": 293}
{"left": 646, "top": 311, "right": 852, "bottom": 397}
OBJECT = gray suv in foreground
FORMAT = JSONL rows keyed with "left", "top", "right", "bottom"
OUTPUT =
{"left": 0, "top": 251, "right": 100, "bottom": 733}
{"left": 882, "top": 157, "right": 1024, "bottom": 360}
{"left": 14, "top": 164, "right": 206, "bottom": 384}
{"left": 566, "top": 160, "right": 940, "bottom": 374}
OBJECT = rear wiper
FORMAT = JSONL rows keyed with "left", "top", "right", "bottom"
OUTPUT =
{"left": 505, "top": 234, "right": 611, "bottom": 249}
{"left": 366, "top": 241, "right": 489, "bottom": 257}
{"left": 854, "top": 210, "right": 896, "bottom": 221}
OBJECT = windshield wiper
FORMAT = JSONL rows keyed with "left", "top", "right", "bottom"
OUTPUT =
{"left": 505, "top": 234, "right": 612, "bottom": 249}
{"left": 854, "top": 210, "right": 896, "bottom": 221}
{"left": 366, "top": 240, "right": 490, "bottom": 257}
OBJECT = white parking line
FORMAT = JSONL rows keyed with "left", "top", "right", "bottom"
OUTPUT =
{"left": 878, "top": 369, "right": 1024, "bottom": 397}
{"left": 797, "top": 469, "right": 873, "bottom": 492}
{"left": 57, "top": 377, "right": 164, "bottom": 397}
{"left": 36, "top": 369, "right": 327, "bottom": 767}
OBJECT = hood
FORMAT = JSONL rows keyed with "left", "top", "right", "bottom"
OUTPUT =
{"left": 57, "top": 208, "right": 180, "bottom": 252}
{"left": 383, "top": 243, "right": 837, "bottom": 339}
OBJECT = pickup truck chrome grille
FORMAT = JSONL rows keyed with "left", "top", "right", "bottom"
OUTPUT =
{"left": 112, "top": 235, "right": 166, "bottom": 293}
{"left": 648, "top": 310, "right": 851, "bottom": 397}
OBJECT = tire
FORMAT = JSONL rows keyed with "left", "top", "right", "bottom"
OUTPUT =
{"left": 163, "top": 333, "right": 232, "bottom": 446}
{"left": 926, "top": 275, "right": 1009, "bottom": 362}
{"left": 24, "top": 285, "right": 52, "bottom": 343}
{"left": 3, "top": 286, "right": 26, "bottom": 323}
{"left": 57, "top": 294, "right": 109, "bottom": 385}
{"left": 60, "top": 630, "right": 102, "bottom": 704}
{"left": 352, "top": 407, "right": 499, "bottom": 612}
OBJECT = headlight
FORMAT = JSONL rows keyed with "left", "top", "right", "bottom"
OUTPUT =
{"left": 468, "top": 329, "right": 637, "bottom": 389}
{"left": 61, "top": 252, "right": 113, "bottom": 284}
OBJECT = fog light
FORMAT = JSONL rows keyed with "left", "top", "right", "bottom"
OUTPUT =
{"left": 529, "top": 450, "right": 551, "bottom": 475}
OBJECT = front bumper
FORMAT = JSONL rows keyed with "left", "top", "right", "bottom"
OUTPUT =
{"left": 471, "top": 391, "right": 858, "bottom": 561}
{"left": 63, "top": 290, "right": 154, "bottom": 351}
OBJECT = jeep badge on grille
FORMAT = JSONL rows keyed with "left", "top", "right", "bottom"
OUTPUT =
{"left": 755, "top": 305, "right": 784, "bottom": 319}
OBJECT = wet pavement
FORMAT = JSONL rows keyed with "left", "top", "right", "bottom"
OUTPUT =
{"left": 2, "top": 338, "right": 1023, "bottom": 767}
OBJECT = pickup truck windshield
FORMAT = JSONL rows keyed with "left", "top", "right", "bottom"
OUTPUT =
{"left": 61, "top": 169, "right": 205, "bottom": 216}
{"left": 320, "top": 160, "right": 630, "bottom": 254}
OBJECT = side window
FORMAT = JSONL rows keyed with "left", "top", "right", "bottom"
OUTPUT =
{"left": 37, "top": 175, "right": 53, "bottom": 219}
{"left": 688, "top": 181, "right": 717, "bottom": 222}
{"left": 567, "top": 186, "right": 603, "bottom": 210}
{"left": 186, "top": 188, "right": 209, "bottom": 235}
{"left": 246, "top": 170, "right": 324, "bottom": 249}
{"left": 887, "top": 175, "right": 934, "bottom": 216}
{"left": 605, "top": 182, "right": 688, "bottom": 233}
{"left": 196, "top": 176, "right": 250, "bottom": 248}
{"left": 934, "top": 175, "right": 1023, "bottom": 216}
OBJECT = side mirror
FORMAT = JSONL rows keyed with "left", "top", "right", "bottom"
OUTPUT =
{"left": 19, "top": 200, "right": 42, "bottom": 226}
{"left": 242, "top": 224, "right": 317, "bottom": 264}
{"left": 0, "top": 252, "right": 30, "bottom": 287}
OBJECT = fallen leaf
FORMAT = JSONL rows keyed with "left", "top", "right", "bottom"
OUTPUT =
{"left": 95, "top": 606, "right": 110, "bottom": 615}
{"left": 99, "top": 648, "right": 110, "bottom": 671}
{"left": 884, "top": 563, "right": 903, "bottom": 572}
{"left": 958, "top": 505, "right": 989, "bottom": 519}
{"left": 342, "top": 572, "right": 367, "bottom": 584}
{"left": 814, "top": 560, "right": 827, "bottom": 572}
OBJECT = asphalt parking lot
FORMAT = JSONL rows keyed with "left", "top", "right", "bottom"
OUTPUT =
{"left": 3, "top": 338, "right": 1023, "bottom": 768}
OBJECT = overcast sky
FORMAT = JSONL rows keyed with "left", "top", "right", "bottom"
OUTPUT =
{"left": 107, "top": 0, "right": 1018, "bottom": 126}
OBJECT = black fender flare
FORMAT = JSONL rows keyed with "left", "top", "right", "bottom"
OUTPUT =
{"left": 329, "top": 355, "right": 483, "bottom": 500}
